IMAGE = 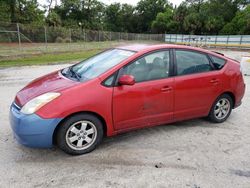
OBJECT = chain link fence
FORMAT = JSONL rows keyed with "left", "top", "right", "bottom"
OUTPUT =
{"left": 0, "top": 22, "right": 164, "bottom": 58}
{"left": 1, "top": 22, "right": 250, "bottom": 59}
{"left": 0, "top": 22, "right": 164, "bottom": 44}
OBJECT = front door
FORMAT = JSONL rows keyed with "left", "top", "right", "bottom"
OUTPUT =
{"left": 112, "top": 50, "right": 174, "bottom": 131}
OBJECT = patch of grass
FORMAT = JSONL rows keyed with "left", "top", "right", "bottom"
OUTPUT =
{"left": 0, "top": 50, "right": 101, "bottom": 67}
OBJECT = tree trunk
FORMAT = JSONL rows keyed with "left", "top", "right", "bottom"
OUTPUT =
{"left": 10, "top": 0, "right": 16, "bottom": 23}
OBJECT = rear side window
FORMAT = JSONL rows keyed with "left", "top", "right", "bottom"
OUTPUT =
{"left": 210, "top": 55, "right": 226, "bottom": 70}
{"left": 176, "top": 50, "right": 212, "bottom": 76}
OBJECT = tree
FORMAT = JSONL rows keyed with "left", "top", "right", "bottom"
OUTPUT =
{"left": 104, "top": 3, "right": 122, "bottom": 31}
{"left": 0, "top": 0, "right": 44, "bottom": 24}
{"left": 221, "top": 4, "right": 250, "bottom": 34}
{"left": 46, "top": 10, "right": 61, "bottom": 27}
{"left": 173, "top": 2, "right": 189, "bottom": 33}
{"left": 183, "top": 12, "right": 203, "bottom": 34}
{"left": 16, "top": 0, "right": 45, "bottom": 25}
{"left": 104, "top": 3, "right": 136, "bottom": 32}
{"left": 151, "top": 8, "right": 177, "bottom": 33}
{"left": 136, "top": 0, "right": 172, "bottom": 32}
{"left": 55, "top": 0, "right": 105, "bottom": 29}
{"left": 0, "top": 0, "right": 11, "bottom": 22}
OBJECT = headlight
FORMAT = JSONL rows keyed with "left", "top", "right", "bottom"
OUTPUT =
{"left": 21, "top": 92, "right": 61, "bottom": 114}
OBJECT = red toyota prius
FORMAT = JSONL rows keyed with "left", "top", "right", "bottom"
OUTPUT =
{"left": 10, "top": 44, "right": 245, "bottom": 155}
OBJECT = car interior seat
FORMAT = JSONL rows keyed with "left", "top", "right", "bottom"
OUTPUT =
{"left": 147, "top": 57, "right": 168, "bottom": 80}
{"left": 130, "top": 58, "right": 149, "bottom": 82}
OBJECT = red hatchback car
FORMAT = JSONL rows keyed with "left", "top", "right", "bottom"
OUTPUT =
{"left": 10, "top": 44, "right": 245, "bottom": 155}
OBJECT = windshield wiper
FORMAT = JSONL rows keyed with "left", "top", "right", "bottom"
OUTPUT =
{"left": 68, "top": 66, "right": 81, "bottom": 81}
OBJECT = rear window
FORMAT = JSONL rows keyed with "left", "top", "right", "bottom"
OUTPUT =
{"left": 210, "top": 55, "right": 226, "bottom": 70}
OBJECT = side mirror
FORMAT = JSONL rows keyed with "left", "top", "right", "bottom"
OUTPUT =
{"left": 118, "top": 74, "right": 135, "bottom": 86}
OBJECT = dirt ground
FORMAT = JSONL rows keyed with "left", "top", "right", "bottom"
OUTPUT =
{"left": 0, "top": 50, "right": 250, "bottom": 188}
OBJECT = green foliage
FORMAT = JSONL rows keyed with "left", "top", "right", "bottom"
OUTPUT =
{"left": 151, "top": 8, "right": 177, "bottom": 33}
{"left": 151, "top": 0, "right": 250, "bottom": 34}
{"left": 0, "top": 0, "right": 45, "bottom": 25}
{"left": 0, "top": 1, "right": 10, "bottom": 22}
{"left": 46, "top": 11, "right": 62, "bottom": 27}
{"left": 0, "top": 0, "right": 249, "bottom": 35}
{"left": 221, "top": 5, "right": 250, "bottom": 34}
{"left": 55, "top": 0, "right": 105, "bottom": 30}
{"left": 136, "top": 0, "right": 172, "bottom": 32}
{"left": 104, "top": 3, "right": 135, "bottom": 32}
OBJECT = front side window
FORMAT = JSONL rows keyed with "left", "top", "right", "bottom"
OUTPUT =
{"left": 176, "top": 50, "right": 212, "bottom": 76}
{"left": 64, "top": 49, "right": 135, "bottom": 81}
{"left": 102, "top": 73, "right": 117, "bottom": 87}
{"left": 122, "top": 50, "right": 170, "bottom": 83}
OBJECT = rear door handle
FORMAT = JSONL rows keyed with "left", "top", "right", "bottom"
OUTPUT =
{"left": 161, "top": 86, "right": 172, "bottom": 92}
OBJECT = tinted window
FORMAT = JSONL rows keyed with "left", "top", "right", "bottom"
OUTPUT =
{"left": 176, "top": 50, "right": 212, "bottom": 75}
{"left": 122, "top": 50, "right": 170, "bottom": 82}
{"left": 210, "top": 55, "right": 226, "bottom": 70}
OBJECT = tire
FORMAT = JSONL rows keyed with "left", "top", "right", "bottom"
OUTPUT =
{"left": 208, "top": 94, "right": 233, "bottom": 123}
{"left": 56, "top": 114, "right": 104, "bottom": 155}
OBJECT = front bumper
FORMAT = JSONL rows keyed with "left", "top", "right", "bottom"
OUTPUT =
{"left": 9, "top": 103, "right": 62, "bottom": 148}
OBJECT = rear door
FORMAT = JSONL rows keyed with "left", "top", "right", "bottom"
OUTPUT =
{"left": 173, "top": 49, "right": 223, "bottom": 121}
{"left": 112, "top": 50, "right": 174, "bottom": 131}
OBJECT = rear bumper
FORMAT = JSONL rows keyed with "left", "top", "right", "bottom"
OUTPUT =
{"left": 9, "top": 103, "right": 62, "bottom": 148}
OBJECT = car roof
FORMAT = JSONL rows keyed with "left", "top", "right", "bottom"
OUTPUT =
{"left": 116, "top": 44, "right": 226, "bottom": 59}
{"left": 117, "top": 43, "right": 205, "bottom": 52}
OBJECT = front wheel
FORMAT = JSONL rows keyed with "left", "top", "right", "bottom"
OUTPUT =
{"left": 56, "top": 114, "right": 104, "bottom": 155}
{"left": 208, "top": 94, "right": 233, "bottom": 123}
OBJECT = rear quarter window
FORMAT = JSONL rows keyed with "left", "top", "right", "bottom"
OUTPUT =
{"left": 210, "top": 55, "right": 226, "bottom": 70}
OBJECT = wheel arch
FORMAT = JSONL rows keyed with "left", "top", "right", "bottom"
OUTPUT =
{"left": 52, "top": 111, "right": 108, "bottom": 145}
{"left": 221, "top": 91, "right": 235, "bottom": 108}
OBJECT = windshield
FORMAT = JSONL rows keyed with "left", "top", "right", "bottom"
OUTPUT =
{"left": 65, "top": 49, "right": 135, "bottom": 81}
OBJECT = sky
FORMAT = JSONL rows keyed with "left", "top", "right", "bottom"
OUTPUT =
{"left": 38, "top": 0, "right": 184, "bottom": 8}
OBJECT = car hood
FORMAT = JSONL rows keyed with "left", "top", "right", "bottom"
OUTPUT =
{"left": 15, "top": 71, "right": 79, "bottom": 107}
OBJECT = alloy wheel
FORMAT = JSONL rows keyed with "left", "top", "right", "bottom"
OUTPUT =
{"left": 65, "top": 120, "right": 97, "bottom": 150}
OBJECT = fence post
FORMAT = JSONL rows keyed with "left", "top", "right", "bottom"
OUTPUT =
{"left": 69, "top": 29, "right": 72, "bottom": 43}
{"left": 44, "top": 26, "right": 48, "bottom": 51}
{"left": 204, "top": 35, "right": 207, "bottom": 46}
{"left": 16, "top": 23, "right": 21, "bottom": 51}
{"left": 240, "top": 35, "right": 243, "bottom": 49}
{"left": 215, "top": 35, "right": 218, "bottom": 48}
{"left": 226, "top": 35, "right": 229, "bottom": 49}
{"left": 98, "top": 30, "right": 100, "bottom": 42}
{"left": 240, "top": 35, "right": 243, "bottom": 45}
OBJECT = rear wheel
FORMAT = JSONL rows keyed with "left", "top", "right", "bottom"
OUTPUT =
{"left": 208, "top": 94, "right": 233, "bottom": 123}
{"left": 56, "top": 114, "right": 103, "bottom": 155}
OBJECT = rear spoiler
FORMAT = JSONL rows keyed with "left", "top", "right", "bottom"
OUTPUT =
{"left": 212, "top": 51, "right": 240, "bottom": 63}
{"left": 212, "top": 51, "right": 224, "bottom": 56}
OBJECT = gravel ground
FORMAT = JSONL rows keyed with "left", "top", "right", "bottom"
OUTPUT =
{"left": 0, "top": 50, "right": 250, "bottom": 188}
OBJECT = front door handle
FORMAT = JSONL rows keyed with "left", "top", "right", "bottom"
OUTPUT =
{"left": 210, "top": 79, "right": 219, "bottom": 84}
{"left": 161, "top": 86, "right": 172, "bottom": 92}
